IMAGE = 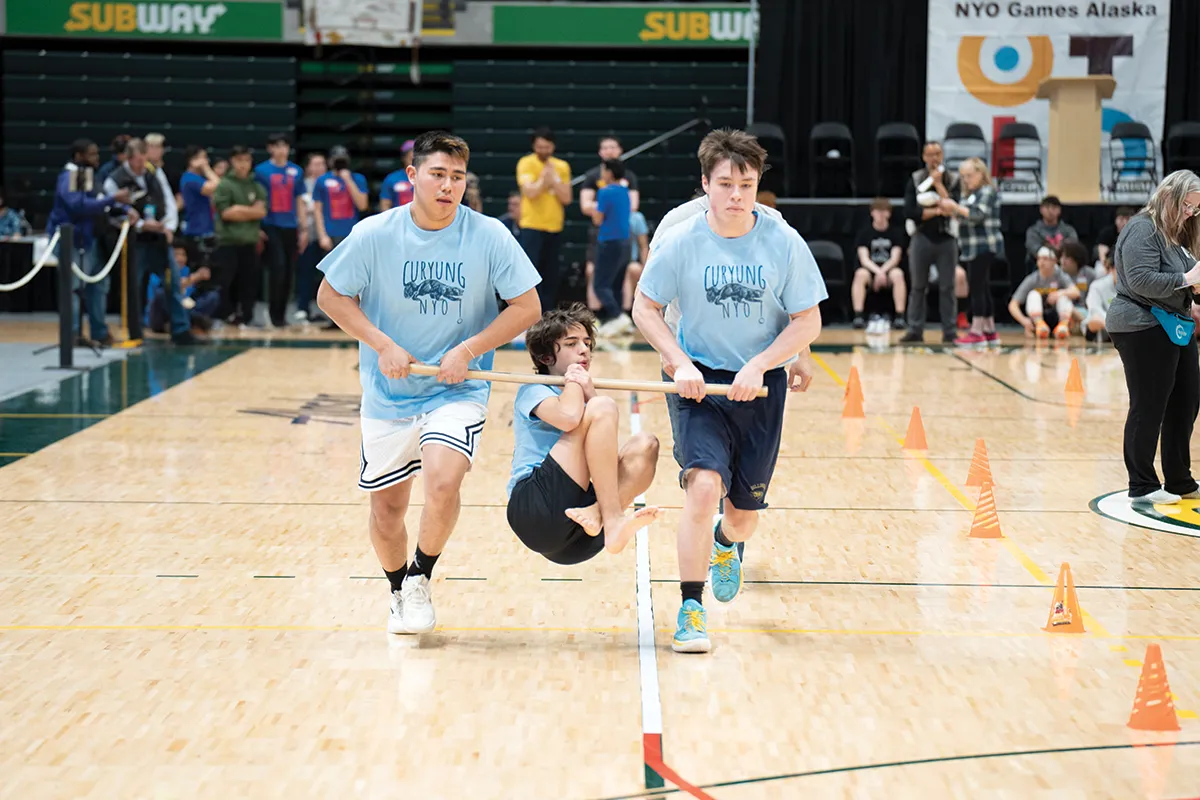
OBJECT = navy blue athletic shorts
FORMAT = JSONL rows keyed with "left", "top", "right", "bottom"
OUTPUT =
{"left": 675, "top": 361, "right": 787, "bottom": 511}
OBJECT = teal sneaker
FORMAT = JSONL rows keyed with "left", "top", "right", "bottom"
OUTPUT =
{"left": 709, "top": 537, "right": 743, "bottom": 603}
{"left": 672, "top": 599, "right": 711, "bottom": 653}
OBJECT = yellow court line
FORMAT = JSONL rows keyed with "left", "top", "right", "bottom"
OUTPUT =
{"left": 810, "top": 353, "right": 845, "bottom": 387}
{"left": 817, "top": 352, "right": 1194, "bottom": 715}
{"left": 0, "top": 452, "right": 31, "bottom": 457}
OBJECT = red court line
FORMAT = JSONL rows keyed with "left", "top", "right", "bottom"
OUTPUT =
{"left": 643, "top": 734, "right": 716, "bottom": 800}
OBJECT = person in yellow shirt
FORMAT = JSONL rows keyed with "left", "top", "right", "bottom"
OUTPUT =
{"left": 516, "top": 127, "right": 572, "bottom": 310}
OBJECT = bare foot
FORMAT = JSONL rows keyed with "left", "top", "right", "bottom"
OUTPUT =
{"left": 566, "top": 504, "right": 602, "bottom": 537}
{"left": 603, "top": 507, "right": 661, "bottom": 554}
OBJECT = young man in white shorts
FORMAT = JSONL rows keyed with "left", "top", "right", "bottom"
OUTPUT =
{"left": 317, "top": 131, "right": 541, "bottom": 634}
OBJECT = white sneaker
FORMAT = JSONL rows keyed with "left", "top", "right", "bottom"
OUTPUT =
{"left": 293, "top": 309, "right": 308, "bottom": 322}
{"left": 400, "top": 575, "right": 435, "bottom": 633}
{"left": 1131, "top": 489, "right": 1182, "bottom": 505}
{"left": 387, "top": 589, "right": 406, "bottom": 634}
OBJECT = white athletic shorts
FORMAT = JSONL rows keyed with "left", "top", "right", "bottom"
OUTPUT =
{"left": 359, "top": 400, "right": 488, "bottom": 492}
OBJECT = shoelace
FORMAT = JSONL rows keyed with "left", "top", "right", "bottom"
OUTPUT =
{"left": 404, "top": 579, "right": 431, "bottom": 605}
{"left": 711, "top": 548, "right": 737, "bottom": 582}
{"left": 682, "top": 608, "right": 706, "bottom": 634}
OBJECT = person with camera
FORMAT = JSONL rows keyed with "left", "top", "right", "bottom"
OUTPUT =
{"left": 49, "top": 138, "right": 133, "bottom": 347}
{"left": 313, "top": 146, "right": 369, "bottom": 255}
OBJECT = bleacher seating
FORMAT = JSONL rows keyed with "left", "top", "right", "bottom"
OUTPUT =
{"left": 2, "top": 50, "right": 297, "bottom": 226}
{"left": 452, "top": 58, "right": 747, "bottom": 268}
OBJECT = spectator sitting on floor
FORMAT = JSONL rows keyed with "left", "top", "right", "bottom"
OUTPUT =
{"left": 1008, "top": 246, "right": 1080, "bottom": 340}
{"left": 497, "top": 191, "right": 522, "bottom": 238}
{"left": 147, "top": 245, "right": 218, "bottom": 334}
{"left": 0, "top": 186, "right": 26, "bottom": 237}
{"left": 1024, "top": 195, "right": 1078, "bottom": 263}
{"left": 1085, "top": 251, "right": 1116, "bottom": 340}
{"left": 851, "top": 197, "right": 908, "bottom": 330}
{"left": 1095, "top": 205, "right": 1136, "bottom": 267}
{"left": 1059, "top": 239, "right": 1096, "bottom": 309}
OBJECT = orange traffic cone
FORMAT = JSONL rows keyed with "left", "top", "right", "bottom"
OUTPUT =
{"left": 1065, "top": 391, "right": 1084, "bottom": 429}
{"left": 968, "top": 481, "right": 1003, "bottom": 538}
{"left": 903, "top": 406, "right": 927, "bottom": 450}
{"left": 1065, "top": 358, "right": 1085, "bottom": 394}
{"left": 1128, "top": 644, "right": 1182, "bottom": 732}
{"left": 843, "top": 418, "right": 865, "bottom": 455}
{"left": 844, "top": 366, "right": 863, "bottom": 402}
{"left": 842, "top": 390, "right": 865, "bottom": 419}
{"left": 1044, "top": 562, "right": 1085, "bottom": 633}
{"left": 965, "top": 438, "right": 995, "bottom": 487}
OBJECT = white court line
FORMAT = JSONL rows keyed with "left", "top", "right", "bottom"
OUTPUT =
{"left": 630, "top": 395, "right": 663, "bottom": 738}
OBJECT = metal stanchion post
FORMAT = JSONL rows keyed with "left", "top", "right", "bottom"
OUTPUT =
{"left": 57, "top": 224, "right": 75, "bottom": 369}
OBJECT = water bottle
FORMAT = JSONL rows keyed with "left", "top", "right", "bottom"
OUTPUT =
{"left": 145, "top": 203, "right": 157, "bottom": 222}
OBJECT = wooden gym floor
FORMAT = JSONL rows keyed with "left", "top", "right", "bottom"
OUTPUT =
{"left": 2, "top": 326, "right": 1200, "bottom": 799}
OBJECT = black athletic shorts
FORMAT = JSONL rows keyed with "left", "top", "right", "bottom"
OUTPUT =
{"left": 676, "top": 361, "right": 787, "bottom": 511}
{"left": 507, "top": 455, "right": 603, "bottom": 565}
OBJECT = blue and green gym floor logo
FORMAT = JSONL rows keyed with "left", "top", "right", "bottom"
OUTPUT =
{"left": 1091, "top": 492, "right": 1200, "bottom": 537}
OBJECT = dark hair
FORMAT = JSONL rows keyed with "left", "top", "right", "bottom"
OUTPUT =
{"left": 599, "top": 135, "right": 621, "bottom": 149}
{"left": 531, "top": 127, "right": 555, "bottom": 146}
{"left": 697, "top": 128, "right": 768, "bottom": 180}
{"left": 1116, "top": 205, "right": 1138, "bottom": 219}
{"left": 411, "top": 130, "right": 471, "bottom": 169}
{"left": 229, "top": 145, "right": 253, "bottom": 159}
{"left": 71, "top": 138, "right": 95, "bottom": 160}
{"left": 184, "top": 144, "right": 207, "bottom": 163}
{"left": 870, "top": 197, "right": 892, "bottom": 213}
{"left": 1041, "top": 195, "right": 1063, "bottom": 208}
{"left": 1061, "top": 240, "right": 1089, "bottom": 267}
{"left": 111, "top": 134, "right": 131, "bottom": 157}
{"left": 923, "top": 140, "right": 943, "bottom": 150}
{"left": 266, "top": 132, "right": 291, "bottom": 147}
{"left": 526, "top": 304, "right": 597, "bottom": 376}
{"left": 508, "top": 190, "right": 522, "bottom": 199}
{"left": 304, "top": 152, "right": 326, "bottom": 168}
{"left": 602, "top": 158, "right": 625, "bottom": 181}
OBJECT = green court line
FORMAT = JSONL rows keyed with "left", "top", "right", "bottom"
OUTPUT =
{"left": 591, "top": 740, "right": 1200, "bottom": 799}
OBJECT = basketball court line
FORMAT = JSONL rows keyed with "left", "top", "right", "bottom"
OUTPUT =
{"left": 586, "top": 740, "right": 1200, "bottom": 800}
{"left": 810, "top": 352, "right": 1199, "bottom": 721}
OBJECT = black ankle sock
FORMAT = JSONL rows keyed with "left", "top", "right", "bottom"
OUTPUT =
{"left": 385, "top": 565, "right": 408, "bottom": 593}
{"left": 681, "top": 581, "right": 705, "bottom": 605}
{"left": 714, "top": 522, "right": 735, "bottom": 548}
{"left": 407, "top": 547, "right": 440, "bottom": 580}
{"left": 957, "top": 298, "right": 968, "bottom": 315}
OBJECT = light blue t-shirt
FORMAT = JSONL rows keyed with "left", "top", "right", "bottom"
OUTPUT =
{"left": 630, "top": 211, "right": 649, "bottom": 262}
{"left": 319, "top": 205, "right": 541, "bottom": 419}
{"left": 507, "top": 383, "right": 564, "bottom": 497}
{"left": 638, "top": 211, "right": 828, "bottom": 372}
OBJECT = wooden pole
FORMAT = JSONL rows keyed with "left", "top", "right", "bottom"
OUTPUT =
{"left": 407, "top": 363, "right": 768, "bottom": 397}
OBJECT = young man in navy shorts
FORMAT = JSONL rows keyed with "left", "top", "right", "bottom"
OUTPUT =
{"left": 633, "top": 129, "right": 827, "bottom": 653}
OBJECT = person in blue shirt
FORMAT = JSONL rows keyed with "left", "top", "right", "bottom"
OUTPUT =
{"left": 633, "top": 129, "right": 827, "bottom": 654}
{"left": 588, "top": 159, "right": 632, "bottom": 331}
{"left": 177, "top": 145, "right": 219, "bottom": 266}
{"left": 254, "top": 133, "right": 308, "bottom": 328}
{"left": 312, "top": 145, "right": 369, "bottom": 254}
{"left": 316, "top": 131, "right": 542, "bottom": 636}
{"left": 378, "top": 139, "right": 415, "bottom": 211}
{"left": 146, "top": 245, "right": 219, "bottom": 333}
{"left": 621, "top": 210, "right": 651, "bottom": 315}
{"left": 47, "top": 138, "right": 133, "bottom": 346}
{"left": 507, "top": 305, "right": 660, "bottom": 563}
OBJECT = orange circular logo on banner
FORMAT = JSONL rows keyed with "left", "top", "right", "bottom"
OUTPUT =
{"left": 958, "top": 35, "right": 1055, "bottom": 107}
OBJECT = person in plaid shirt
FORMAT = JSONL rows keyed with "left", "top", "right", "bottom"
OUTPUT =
{"left": 940, "top": 157, "right": 1004, "bottom": 347}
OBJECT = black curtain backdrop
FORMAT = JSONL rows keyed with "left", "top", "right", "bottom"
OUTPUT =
{"left": 1165, "top": 0, "right": 1200, "bottom": 132}
{"left": 756, "top": 0, "right": 930, "bottom": 198}
{"left": 758, "top": 0, "right": 1199, "bottom": 198}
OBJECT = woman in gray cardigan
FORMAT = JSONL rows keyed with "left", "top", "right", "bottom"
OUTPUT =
{"left": 1108, "top": 170, "right": 1200, "bottom": 505}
